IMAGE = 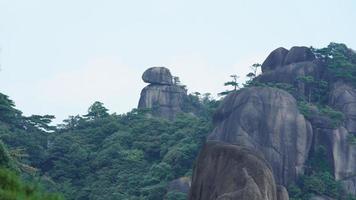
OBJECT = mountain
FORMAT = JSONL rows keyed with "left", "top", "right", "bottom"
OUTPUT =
{"left": 188, "top": 43, "right": 356, "bottom": 200}
{"left": 1, "top": 42, "right": 356, "bottom": 200}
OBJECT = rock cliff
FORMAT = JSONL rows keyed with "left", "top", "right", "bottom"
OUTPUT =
{"left": 188, "top": 141, "right": 279, "bottom": 200}
{"left": 189, "top": 45, "right": 356, "bottom": 199}
{"left": 208, "top": 87, "right": 312, "bottom": 185}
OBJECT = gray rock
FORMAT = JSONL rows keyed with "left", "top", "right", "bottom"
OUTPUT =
{"left": 330, "top": 126, "right": 356, "bottom": 195}
{"left": 276, "top": 185, "right": 289, "bottom": 200}
{"left": 261, "top": 47, "right": 289, "bottom": 73}
{"left": 209, "top": 87, "right": 313, "bottom": 185}
{"left": 328, "top": 82, "right": 356, "bottom": 195}
{"left": 329, "top": 82, "right": 356, "bottom": 134}
{"left": 167, "top": 177, "right": 191, "bottom": 194}
{"left": 283, "top": 46, "right": 315, "bottom": 65}
{"left": 188, "top": 141, "right": 277, "bottom": 200}
{"left": 142, "top": 67, "right": 173, "bottom": 85}
{"left": 138, "top": 84, "right": 187, "bottom": 120}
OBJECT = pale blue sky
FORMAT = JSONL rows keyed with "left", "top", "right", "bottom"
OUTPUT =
{"left": 0, "top": 0, "right": 355, "bottom": 124}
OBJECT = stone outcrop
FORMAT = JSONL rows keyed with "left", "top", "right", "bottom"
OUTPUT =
{"left": 259, "top": 46, "right": 323, "bottom": 97}
{"left": 261, "top": 47, "right": 289, "bottom": 73}
{"left": 138, "top": 67, "right": 187, "bottom": 120}
{"left": 208, "top": 87, "right": 313, "bottom": 185}
{"left": 330, "top": 82, "right": 356, "bottom": 134}
{"left": 188, "top": 141, "right": 277, "bottom": 200}
{"left": 327, "top": 82, "right": 356, "bottom": 195}
{"left": 283, "top": 46, "right": 315, "bottom": 65}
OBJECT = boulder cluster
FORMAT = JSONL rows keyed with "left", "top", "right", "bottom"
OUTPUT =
{"left": 187, "top": 46, "right": 356, "bottom": 200}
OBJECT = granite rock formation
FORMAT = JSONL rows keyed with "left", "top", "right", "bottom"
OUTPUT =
{"left": 188, "top": 141, "right": 278, "bottom": 200}
{"left": 138, "top": 67, "right": 188, "bottom": 120}
{"left": 329, "top": 82, "right": 356, "bottom": 195}
{"left": 208, "top": 87, "right": 313, "bottom": 185}
{"left": 142, "top": 67, "right": 173, "bottom": 85}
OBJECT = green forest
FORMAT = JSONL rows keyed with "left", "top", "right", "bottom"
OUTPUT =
{"left": 1, "top": 43, "right": 356, "bottom": 200}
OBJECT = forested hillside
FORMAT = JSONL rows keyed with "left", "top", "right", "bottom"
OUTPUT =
{"left": 0, "top": 89, "right": 218, "bottom": 199}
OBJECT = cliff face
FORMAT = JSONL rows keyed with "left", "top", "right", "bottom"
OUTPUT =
{"left": 329, "top": 82, "right": 356, "bottom": 194}
{"left": 189, "top": 45, "right": 356, "bottom": 199}
{"left": 208, "top": 87, "right": 312, "bottom": 185}
{"left": 188, "top": 141, "right": 279, "bottom": 200}
{"left": 138, "top": 67, "right": 188, "bottom": 120}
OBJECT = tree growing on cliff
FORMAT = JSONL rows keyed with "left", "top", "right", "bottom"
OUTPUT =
{"left": 218, "top": 74, "right": 240, "bottom": 96}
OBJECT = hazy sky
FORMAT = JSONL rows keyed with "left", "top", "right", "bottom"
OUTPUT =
{"left": 0, "top": 0, "right": 355, "bottom": 124}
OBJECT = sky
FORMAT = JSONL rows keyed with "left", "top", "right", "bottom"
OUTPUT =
{"left": 0, "top": 0, "right": 355, "bottom": 124}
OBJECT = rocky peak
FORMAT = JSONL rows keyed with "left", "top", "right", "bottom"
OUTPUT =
{"left": 138, "top": 67, "right": 187, "bottom": 120}
{"left": 261, "top": 46, "right": 316, "bottom": 73}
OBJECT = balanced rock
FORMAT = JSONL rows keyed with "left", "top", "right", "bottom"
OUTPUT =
{"left": 188, "top": 141, "right": 277, "bottom": 200}
{"left": 138, "top": 67, "right": 187, "bottom": 120}
{"left": 142, "top": 67, "right": 173, "bottom": 85}
{"left": 209, "top": 87, "right": 313, "bottom": 185}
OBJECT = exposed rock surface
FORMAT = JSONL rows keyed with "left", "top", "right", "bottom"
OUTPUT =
{"left": 276, "top": 185, "right": 289, "bottom": 200}
{"left": 261, "top": 47, "right": 289, "bottom": 73}
{"left": 208, "top": 87, "right": 313, "bottom": 185}
{"left": 328, "top": 82, "right": 356, "bottom": 195}
{"left": 138, "top": 67, "right": 188, "bottom": 120}
{"left": 188, "top": 141, "right": 277, "bottom": 200}
{"left": 258, "top": 46, "right": 323, "bottom": 97}
{"left": 142, "top": 67, "right": 173, "bottom": 85}
{"left": 167, "top": 177, "right": 191, "bottom": 194}
{"left": 330, "top": 126, "right": 356, "bottom": 195}
{"left": 330, "top": 82, "right": 356, "bottom": 134}
{"left": 283, "top": 46, "right": 315, "bottom": 65}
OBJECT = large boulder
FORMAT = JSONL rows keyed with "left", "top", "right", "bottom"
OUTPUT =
{"left": 138, "top": 84, "right": 187, "bottom": 120}
{"left": 283, "top": 46, "right": 315, "bottom": 65}
{"left": 261, "top": 47, "right": 289, "bottom": 73}
{"left": 142, "top": 67, "right": 173, "bottom": 85}
{"left": 208, "top": 87, "right": 313, "bottom": 185}
{"left": 188, "top": 141, "right": 277, "bottom": 200}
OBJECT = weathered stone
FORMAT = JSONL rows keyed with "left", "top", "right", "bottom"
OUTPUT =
{"left": 276, "top": 185, "right": 289, "bottom": 200}
{"left": 167, "top": 177, "right": 191, "bottom": 194}
{"left": 209, "top": 87, "right": 313, "bottom": 185}
{"left": 261, "top": 47, "right": 289, "bottom": 73}
{"left": 328, "top": 82, "right": 356, "bottom": 195}
{"left": 283, "top": 46, "right": 315, "bottom": 65}
{"left": 142, "top": 67, "right": 173, "bottom": 85}
{"left": 188, "top": 141, "right": 277, "bottom": 200}
{"left": 138, "top": 84, "right": 187, "bottom": 120}
{"left": 330, "top": 126, "right": 356, "bottom": 195}
{"left": 329, "top": 82, "right": 356, "bottom": 134}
